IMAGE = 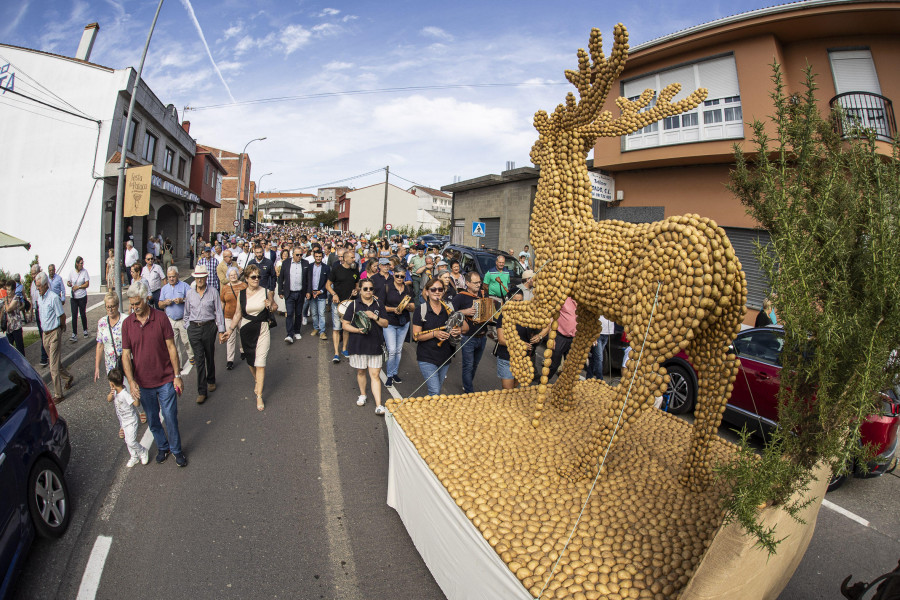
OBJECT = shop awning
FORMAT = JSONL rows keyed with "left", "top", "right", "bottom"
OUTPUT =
{"left": 0, "top": 231, "right": 31, "bottom": 250}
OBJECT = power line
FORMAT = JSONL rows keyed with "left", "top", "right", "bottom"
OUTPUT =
{"left": 274, "top": 167, "right": 387, "bottom": 193}
{"left": 1, "top": 85, "right": 100, "bottom": 123}
{"left": 185, "top": 81, "right": 566, "bottom": 111}
{"left": 0, "top": 53, "right": 95, "bottom": 119}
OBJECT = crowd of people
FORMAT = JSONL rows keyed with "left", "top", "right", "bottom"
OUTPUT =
{"left": 3, "top": 225, "right": 618, "bottom": 471}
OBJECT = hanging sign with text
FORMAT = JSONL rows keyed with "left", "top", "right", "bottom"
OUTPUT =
{"left": 124, "top": 165, "right": 153, "bottom": 217}
{"left": 588, "top": 171, "right": 615, "bottom": 203}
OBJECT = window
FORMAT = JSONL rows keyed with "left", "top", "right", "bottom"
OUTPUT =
{"left": 829, "top": 49, "right": 890, "bottom": 139}
{"left": 733, "top": 330, "right": 784, "bottom": 365}
{"left": 142, "top": 132, "right": 157, "bottom": 162}
{"left": 164, "top": 147, "right": 175, "bottom": 173}
{"left": 204, "top": 163, "right": 211, "bottom": 186}
{"left": 124, "top": 116, "right": 138, "bottom": 152}
{"left": 177, "top": 157, "right": 186, "bottom": 180}
{"left": 622, "top": 54, "right": 743, "bottom": 150}
{"left": 0, "top": 355, "right": 30, "bottom": 426}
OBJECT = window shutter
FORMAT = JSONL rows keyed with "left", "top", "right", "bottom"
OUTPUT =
{"left": 697, "top": 56, "right": 740, "bottom": 100}
{"left": 658, "top": 66, "right": 696, "bottom": 102}
{"left": 829, "top": 50, "right": 881, "bottom": 95}
{"left": 624, "top": 74, "right": 656, "bottom": 99}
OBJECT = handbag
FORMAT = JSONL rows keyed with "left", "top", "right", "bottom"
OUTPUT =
{"left": 382, "top": 343, "right": 389, "bottom": 364}
{"left": 107, "top": 317, "right": 124, "bottom": 372}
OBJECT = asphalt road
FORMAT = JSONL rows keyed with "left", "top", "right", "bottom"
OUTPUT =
{"left": 9, "top": 312, "right": 900, "bottom": 600}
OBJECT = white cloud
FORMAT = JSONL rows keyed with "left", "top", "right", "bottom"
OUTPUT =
{"left": 421, "top": 26, "right": 453, "bottom": 42}
{"left": 324, "top": 61, "right": 353, "bottom": 71}
{"left": 279, "top": 24, "right": 312, "bottom": 55}
{"left": 312, "top": 23, "right": 340, "bottom": 36}
{"left": 342, "top": 15, "right": 358, "bottom": 23}
{"left": 1, "top": 1, "right": 31, "bottom": 40}
{"left": 216, "top": 60, "right": 244, "bottom": 73}
{"left": 317, "top": 8, "right": 340, "bottom": 17}
{"left": 223, "top": 22, "right": 243, "bottom": 40}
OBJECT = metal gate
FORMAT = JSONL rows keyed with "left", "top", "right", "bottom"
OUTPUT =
{"left": 452, "top": 219, "right": 465, "bottom": 244}
{"left": 479, "top": 217, "right": 500, "bottom": 249}
{"left": 722, "top": 227, "right": 772, "bottom": 310}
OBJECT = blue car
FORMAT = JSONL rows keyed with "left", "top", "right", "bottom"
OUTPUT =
{"left": 0, "top": 337, "right": 71, "bottom": 599}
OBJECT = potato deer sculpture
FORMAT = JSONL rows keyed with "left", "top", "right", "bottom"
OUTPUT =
{"left": 503, "top": 25, "right": 747, "bottom": 490}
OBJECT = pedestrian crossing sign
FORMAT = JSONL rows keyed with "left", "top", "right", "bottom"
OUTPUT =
{"left": 472, "top": 221, "right": 486, "bottom": 237}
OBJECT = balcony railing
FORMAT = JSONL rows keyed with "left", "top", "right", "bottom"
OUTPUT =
{"left": 830, "top": 92, "right": 896, "bottom": 141}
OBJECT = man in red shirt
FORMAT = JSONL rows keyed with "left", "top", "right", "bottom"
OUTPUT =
{"left": 121, "top": 281, "right": 187, "bottom": 467}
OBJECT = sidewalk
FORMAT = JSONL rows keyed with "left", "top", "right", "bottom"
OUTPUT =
{"left": 23, "top": 257, "right": 194, "bottom": 385}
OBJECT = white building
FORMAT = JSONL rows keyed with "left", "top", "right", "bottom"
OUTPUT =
{"left": 337, "top": 183, "right": 420, "bottom": 234}
{"left": 0, "top": 25, "right": 198, "bottom": 290}
{"left": 316, "top": 186, "right": 351, "bottom": 212}
{"left": 408, "top": 185, "right": 453, "bottom": 228}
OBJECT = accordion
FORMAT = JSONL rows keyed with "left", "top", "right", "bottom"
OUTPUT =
{"left": 471, "top": 297, "right": 498, "bottom": 323}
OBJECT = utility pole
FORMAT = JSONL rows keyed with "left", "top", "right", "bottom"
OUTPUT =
{"left": 381, "top": 165, "right": 389, "bottom": 236}
{"left": 112, "top": 0, "right": 165, "bottom": 307}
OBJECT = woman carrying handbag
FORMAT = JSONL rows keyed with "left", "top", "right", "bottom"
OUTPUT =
{"left": 221, "top": 264, "right": 271, "bottom": 411}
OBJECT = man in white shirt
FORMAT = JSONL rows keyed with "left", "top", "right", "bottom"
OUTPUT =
{"left": 124, "top": 241, "right": 140, "bottom": 285}
{"left": 213, "top": 243, "right": 224, "bottom": 264}
{"left": 235, "top": 244, "right": 252, "bottom": 270}
{"left": 66, "top": 256, "right": 91, "bottom": 341}
{"left": 141, "top": 253, "right": 166, "bottom": 308}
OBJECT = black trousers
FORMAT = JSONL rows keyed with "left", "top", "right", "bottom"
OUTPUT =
{"left": 284, "top": 290, "right": 305, "bottom": 336}
{"left": 188, "top": 321, "right": 217, "bottom": 395}
{"left": 547, "top": 333, "right": 574, "bottom": 382}
{"left": 70, "top": 296, "right": 88, "bottom": 335}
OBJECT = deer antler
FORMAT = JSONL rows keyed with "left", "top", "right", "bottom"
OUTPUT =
{"left": 581, "top": 83, "right": 709, "bottom": 138}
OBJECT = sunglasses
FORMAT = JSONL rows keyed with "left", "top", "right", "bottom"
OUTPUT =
{"left": 361, "top": 287, "right": 374, "bottom": 291}
{"left": 248, "top": 275, "right": 259, "bottom": 280}
{"left": 393, "top": 274, "right": 405, "bottom": 278}
{"left": 428, "top": 287, "right": 444, "bottom": 292}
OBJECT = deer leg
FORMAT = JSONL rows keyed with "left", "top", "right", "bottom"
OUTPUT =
{"left": 558, "top": 330, "right": 667, "bottom": 481}
{"left": 550, "top": 305, "right": 602, "bottom": 411}
{"left": 679, "top": 305, "right": 743, "bottom": 491}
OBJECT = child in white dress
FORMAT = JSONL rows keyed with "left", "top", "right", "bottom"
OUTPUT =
{"left": 108, "top": 369, "right": 149, "bottom": 467}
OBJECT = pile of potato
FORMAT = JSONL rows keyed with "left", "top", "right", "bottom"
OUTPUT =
{"left": 388, "top": 379, "right": 738, "bottom": 600}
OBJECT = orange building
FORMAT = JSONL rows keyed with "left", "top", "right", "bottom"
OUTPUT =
{"left": 592, "top": 0, "right": 899, "bottom": 315}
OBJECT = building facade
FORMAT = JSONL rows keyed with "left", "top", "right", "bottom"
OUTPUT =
{"left": 188, "top": 141, "right": 226, "bottom": 240}
{"left": 336, "top": 183, "right": 420, "bottom": 234}
{"left": 591, "top": 0, "right": 899, "bottom": 315}
{"left": 1, "top": 26, "right": 198, "bottom": 290}
{"left": 200, "top": 144, "right": 253, "bottom": 234}
{"left": 316, "top": 186, "right": 351, "bottom": 212}
{"left": 408, "top": 185, "right": 453, "bottom": 228}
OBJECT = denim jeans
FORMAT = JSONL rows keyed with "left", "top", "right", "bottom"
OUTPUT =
{"left": 139, "top": 381, "right": 181, "bottom": 454}
{"left": 284, "top": 290, "right": 304, "bottom": 336}
{"left": 586, "top": 334, "right": 610, "bottom": 379}
{"left": 384, "top": 322, "right": 409, "bottom": 377}
{"left": 308, "top": 297, "right": 328, "bottom": 334}
{"left": 460, "top": 334, "right": 487, "bottom": 393}
{"left": 418, "top": 361, "right": 450, "bottom": 396}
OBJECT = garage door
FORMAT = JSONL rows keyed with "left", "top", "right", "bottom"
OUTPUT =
{"left": 722, "top": 227, "right": 772, "bottom": 310}
{"left": 479, "top": 217, "right": 500, "bottom": 250}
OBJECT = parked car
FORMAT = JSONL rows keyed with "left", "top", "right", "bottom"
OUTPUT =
{"left": 440, "top": 244, "right": 525, "bottom": 293}
{"left": 417, "top": 234, "right": 448, "bottom": 247}
{"left": 0, "top": 338, "right": 72, "bottom": 599}
{"left": 660, "top": 326, "right": 899, "bottom": 491}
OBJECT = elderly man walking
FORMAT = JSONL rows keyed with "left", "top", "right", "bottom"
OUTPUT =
{"left": 141, "top": 253, "right": 166, "bottom": 308}
{"left": 158, "top": 266, "right": 194, "bottom": 366}
{"left": 216, "top": 249, "right": 235, "bottom": 288}
{"left": 30, "top": 264, "right": 49, "bottom": 367}
{"left": 183, "top": 264, "right": 226, "bottom": 404}
{"left": 123, "top": 240, "right": 140, "bottom": 286}
{"left": 121, "top": 281, "right": 187, "bottom": 467}
{"left": 35, "top": 272, "right": 74, "bottom": 400}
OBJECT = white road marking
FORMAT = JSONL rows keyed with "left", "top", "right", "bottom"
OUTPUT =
{"left": 98, "top": 465, "right": 129, "bottom": 522}
{"left": 317, "top": 349, "right": 363, "bottom": 599}
{"left": 822, "top": 498, "right": 871, "bottom": 528}
{"left": 75, "top": 535, "right": 112, "bottom": 600}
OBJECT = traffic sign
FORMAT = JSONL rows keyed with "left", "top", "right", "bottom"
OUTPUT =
{"left": 233, "top": 220, "right": 240, "bottom": 227}
{"left": 472, "top": 221, "right": 486, "bottom": 237}
{"left": 385, "top": 223, "right": 393, "bottom": 231}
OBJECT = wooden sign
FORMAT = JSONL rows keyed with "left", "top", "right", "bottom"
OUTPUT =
{"left": 124, "top": 165, "right": 152, "bottom": 217}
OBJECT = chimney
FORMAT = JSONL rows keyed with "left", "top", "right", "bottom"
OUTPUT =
{"left": 182, "top": 121, "right": 191, "bottom": 133}
{"left": 75, "top": 23, "right": 99, "bottom": 61}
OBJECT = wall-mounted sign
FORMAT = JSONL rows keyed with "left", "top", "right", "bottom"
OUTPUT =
{"left": 152, "top": 174, "right": 200, "bottom": 204}
{"left": 588, "top": 171, "right": 615, "bottom": 203}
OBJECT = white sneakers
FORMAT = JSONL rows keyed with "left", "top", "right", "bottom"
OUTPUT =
{"left": 294, "top": 333, "right": 302, "bottom": 340}
{"left": 356, "top": 395, "right": 366, "bottom": 406}
{"left": 127, "top": 446, "right": 149, "bottom": 468}
{"left": 375, "top": 405, "right": 385, "bottom": 416}
{"left": 285, "top": 336, "right": 293, "bottom": 344}
{"left": 302, "top": 317, "right": 308, "bottom": 326}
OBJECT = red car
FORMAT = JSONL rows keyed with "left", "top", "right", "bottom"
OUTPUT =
{"left": 660, "top": 325, "right": 899, "bottom": 491}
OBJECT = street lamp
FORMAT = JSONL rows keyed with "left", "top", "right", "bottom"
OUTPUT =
{"left": 255, "top": 172, "right": 272, "bottom": 231}
{"left": 236, "top": 136, "right": 266, "bottom": 234}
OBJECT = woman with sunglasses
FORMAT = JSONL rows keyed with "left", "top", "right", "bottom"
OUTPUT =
{"left": 221, "top": 264, "right": 271, "bottom": 411}
{"left": 220, "top": 266, "right": 246, "bottom": 370}
{"left": 342, "top": 281, "right": 389, "bottom": 415}
{"left": 412, "top": 277, "right": 467, "bottom": 396}
{"left": 437, "top": 269, "right": 457, "bottom": 303}
{"left": 383, "top": 269, "right": 415, "bottom": 388}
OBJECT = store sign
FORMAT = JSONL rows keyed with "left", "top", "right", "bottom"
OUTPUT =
{"left": 152, "top": 174, "right": 200, "bottom": 203}
{"left": 588, "top": 171, "right": 615, "bottom": 203}
{"left": 125, "top": 165, "right": 152, "bottom": 217}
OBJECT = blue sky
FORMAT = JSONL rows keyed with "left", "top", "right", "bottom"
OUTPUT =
{"left": 2, "top": 0, "right": 780, "bottom": 194}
